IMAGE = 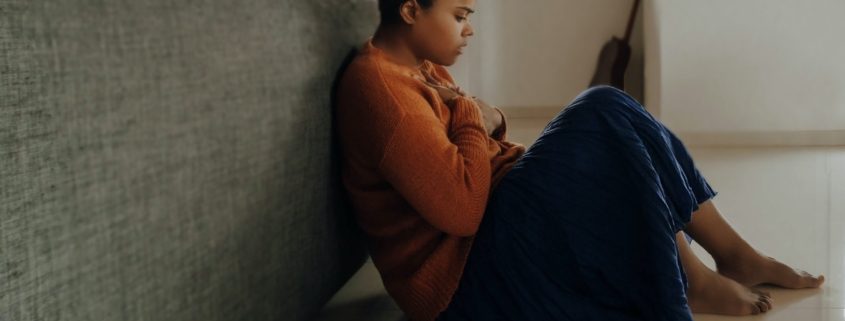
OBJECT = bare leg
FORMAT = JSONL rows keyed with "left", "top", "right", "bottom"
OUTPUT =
{"left": 684, "top": 199, "right": 825, "bottom": 289}
{"left": 677, "top": 231, "right": 773, "bottom": 315}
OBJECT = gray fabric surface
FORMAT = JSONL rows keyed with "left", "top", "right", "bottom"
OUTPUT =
{"left": 0, "top": 1, "right": 376, "bottom": 320}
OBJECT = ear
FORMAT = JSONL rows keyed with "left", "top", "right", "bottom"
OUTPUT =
{"left": 399, "top": 0, "right": 420, "bottom": 25}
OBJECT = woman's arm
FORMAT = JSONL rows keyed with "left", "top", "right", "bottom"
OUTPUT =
{"left": 419, "top": 71, "right": 503, "bottom": 137}
{"left": 378, "top": 95, "right": 492, "bottom": 237}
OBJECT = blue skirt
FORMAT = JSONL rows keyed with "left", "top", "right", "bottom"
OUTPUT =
{"left": 435, "top": 86, "right": 718, "bottom": 321}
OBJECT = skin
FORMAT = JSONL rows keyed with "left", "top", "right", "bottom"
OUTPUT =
{"left": 682, "top": 199, "right": 825, "bottom": 315}
{"left": 372, "top": 0, "right": 503, "bottom": 136}
{"left": 371, "top": 0, "right": 825, "bottom": 316}
{"left": 373, "top": 0, "right": 474, "bottom": 68}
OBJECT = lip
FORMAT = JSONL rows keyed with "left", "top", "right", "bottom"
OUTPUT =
{"left": 457, "top": 44, "right": 467, "bottom": 54}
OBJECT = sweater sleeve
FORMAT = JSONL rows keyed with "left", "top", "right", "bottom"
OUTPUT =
{"left": 378, "top": 95, "right": 492, "bottom": 237}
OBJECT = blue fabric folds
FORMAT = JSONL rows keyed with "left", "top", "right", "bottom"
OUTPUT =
{"left": 435, "top": 85, "right": 718, "bottom": 321}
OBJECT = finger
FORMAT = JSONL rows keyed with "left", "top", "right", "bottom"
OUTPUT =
{"left": 454, "top": 86, "right": 466, "bottom": 96}
{"left": 432, "top": 83, "right": 458, "bottom": 95}
{"left": 430, "top": 84, "right": 452, "bottom": 92}
{"left": 422, "top": 70, "right": 435, "bottom": 80}
{"left": 416, "top": 74, "right": 437, "bottom": 87}
{"left": 411, "top": 73, "right": 424, "bottom": 82}
{"left": 422, "top": 81, "right": 447, "bottom": 90}
{"left": 422, "top": 71, "right": 439, "bottom": 84}
{"left": 421, "top": 76, "right": 445, "bottom": 87}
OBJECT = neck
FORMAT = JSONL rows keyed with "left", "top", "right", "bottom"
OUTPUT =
{"left": 372, "top": 25, "right": 425, "bottom": 69}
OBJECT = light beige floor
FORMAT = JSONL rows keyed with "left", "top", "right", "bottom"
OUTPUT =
{"left": 318, "top": 115, "right": 845, "bottom": 321}
{"left": 681, "top": 146, "right": 844, "bottom": 320}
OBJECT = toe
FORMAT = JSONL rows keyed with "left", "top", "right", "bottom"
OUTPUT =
{"left": 809, "top": 274, "right": 826, "bottom": 287}
{"left": 755, "top": 299, "right": 769, "bottom": 313}
{"left": 756, "top": 302, "right": 767, "bottom": 313}
{"left": 750, "top": 303, "right": 761, "bottom": 315}
{"left": 751, "top": 288, "right": 771, "bottom": 298}
{"left": 759, "top": 295, "right": 773, "bottom": 311}
{"left": 799, "top": 272, "right": 824, "bottom": 288}
{"left": 762, "top": 297, "right": 774, "bottom": 310}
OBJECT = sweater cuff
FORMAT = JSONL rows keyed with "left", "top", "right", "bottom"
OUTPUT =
{"left": 448, "top": 96, "right": 486, "bottom": 130}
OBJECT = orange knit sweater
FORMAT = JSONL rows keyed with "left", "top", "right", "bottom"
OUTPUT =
{"left": 335, "top": 37, "right": 527, "bottom": 321}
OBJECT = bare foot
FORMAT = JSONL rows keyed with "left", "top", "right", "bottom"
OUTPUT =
{"left": 716, "top": 249, "right": 825, "bottom": 289}
{"left": 687, "top": 267, "right": 774, "bottom": 315}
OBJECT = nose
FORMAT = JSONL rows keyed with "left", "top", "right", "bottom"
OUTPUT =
{"left": 463, "top": 23, "right": 474, "bottom": 37}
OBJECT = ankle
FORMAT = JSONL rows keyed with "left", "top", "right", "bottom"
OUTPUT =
{"left": 712, "top": 244, "right": 761, "bottom": 268}
{"left": 685, "top": 263, "right": 716, "bottom": 290}
{"left": 713, "top": 251, "right": 744, "bottom": 269}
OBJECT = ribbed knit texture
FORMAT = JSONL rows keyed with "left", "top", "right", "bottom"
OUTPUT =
{"left": 335, "top": 37, "right": 527, "bottom": 321}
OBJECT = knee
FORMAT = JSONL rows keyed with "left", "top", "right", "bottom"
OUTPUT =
{"left": 585, "top": 85, "right": 624, "bottom": 97}
{"left": 578, "top": 85, "right": 633, "bottom": 104}
{"left": 568, "top": 85, "right": 644, "bottom": 113}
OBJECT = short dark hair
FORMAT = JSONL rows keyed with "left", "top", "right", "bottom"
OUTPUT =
{"left": 378, "top": 0, "right": 435, "bottom": 25}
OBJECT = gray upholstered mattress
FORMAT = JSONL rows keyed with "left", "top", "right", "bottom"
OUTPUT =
{"left": 1, "top": 1, "right": 378, "bottom": 320}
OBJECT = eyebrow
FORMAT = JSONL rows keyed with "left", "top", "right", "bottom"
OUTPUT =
{"left": 456, "top": 6, "right": 475, "bottom": 14}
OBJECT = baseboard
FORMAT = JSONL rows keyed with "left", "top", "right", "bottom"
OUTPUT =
{"left": 499, "top": 106, "right": 563, "bottom": 119}
{"left": 672, "top": 130, "right": 845, "bottom": 147}
{"left": 500, "top": 106, "right": 845, "bottom": 147}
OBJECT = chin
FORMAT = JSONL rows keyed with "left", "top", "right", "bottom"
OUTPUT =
{"left": 432, "top": 56, "right": 458, "bottom": 66}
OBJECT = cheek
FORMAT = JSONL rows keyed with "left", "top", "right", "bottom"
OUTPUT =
{"left": 415, "top": 17, "right": 462, "bottom": 59}
{"left": 446, "top": 20, "right": 464, "bottom": 38}
{"left": 431, "top": 21, "right": 462, "bottom": 48}
{"left": 429, "top": 16, "right": 462, "bottom": 40}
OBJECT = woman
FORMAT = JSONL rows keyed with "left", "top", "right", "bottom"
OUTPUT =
{"left": 334, "top": 0, "right": 825, "bottom": 320}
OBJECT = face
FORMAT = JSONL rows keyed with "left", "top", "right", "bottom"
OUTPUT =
{"left": 401, "top": 0, "right": 475, "bottom": 66}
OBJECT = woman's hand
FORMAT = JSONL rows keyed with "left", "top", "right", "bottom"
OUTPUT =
{"left": 425, "top": 82, "right": 463, "bottom": 105}
{"left": 420, "top": 72, "right": 463, "bottom": 104}
{"left": 472, "top": 97, "right": 504, "bottom": 137}
{"left": 419, "top": 73, "right": 502, "bottom": 136}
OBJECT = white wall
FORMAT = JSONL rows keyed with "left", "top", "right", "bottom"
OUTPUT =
{"left": 647, "top": 0, "right": 845, "bottom": 134}
{"left": 449, "top": 0, "right": 845, "bottom": 144}
{"left": 447, "top": 0, "right": 645, "bottom": 108}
